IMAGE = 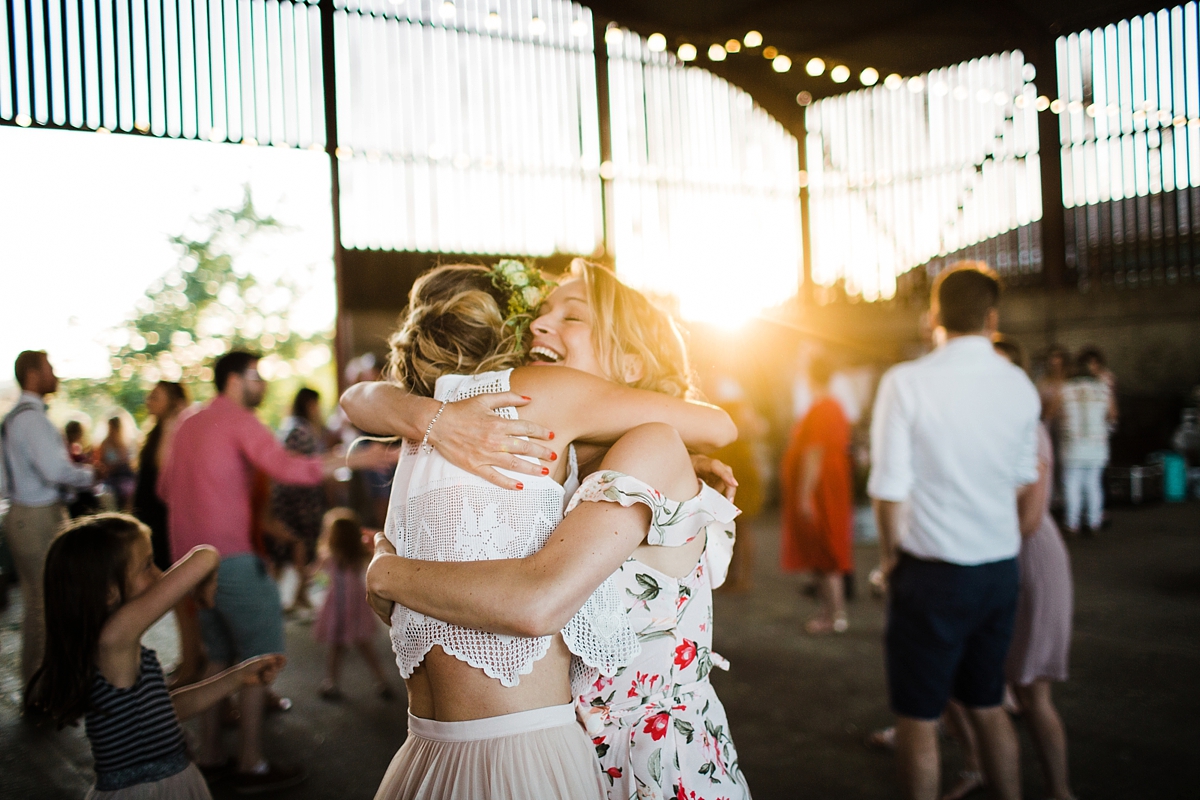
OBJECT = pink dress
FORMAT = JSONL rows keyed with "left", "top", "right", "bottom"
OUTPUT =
{"left": 1005, "top": 424, "right": 1074, "bottom": 685}
{"left": 313, "top": 563, "right": 379, "bottom": 646}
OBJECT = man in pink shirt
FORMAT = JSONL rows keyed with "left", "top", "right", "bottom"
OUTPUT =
{"left": 159, "top": 350, "right": 331, "bottom": 794}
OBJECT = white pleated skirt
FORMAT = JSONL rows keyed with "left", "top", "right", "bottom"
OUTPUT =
{"left": 374, "top": 704, "right": 605, "bottom": 800}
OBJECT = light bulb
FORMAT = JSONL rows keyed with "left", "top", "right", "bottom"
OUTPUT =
{"left": 772, "top": 54, "right": 792, "bottom": 73}
{"left": 763, "top": 45, "right": 778, "bottom": 59}
{"left": 805, "top": 57, "right": 825, "bottom": 76}
{"left": 725, "top": 38, "right": 741, "bottom": 53}
{"left": 795, "top": 91, "right": 813, "bottom": 106}
{"left": 884, "top": 73, "right": 903, "bottom": 90}
{"left": 439, "top": 1, "right": 455, "bottom": 20}
{"left": 744, "top": 30, "right": 762, "bottom": 48}
{"left": 604, "top": 25, "right": 623, "bottom": 46}
{"left": 708, "top": 43, "right": 726, "bottom": 61}
{"left": 647, "top": 32, "right": 666, "bottom": 51}
{"left": 677, "top": 43, "right": 697, "bottom": 61}
{"left": 486, "top": 11, "right": 500, "bottom": 30}
{"left": 830, "top": 64, "right": 850, "bottom": 83}
{"left": 907, "top": 76, "right": 925, "bottom": 93}
{"left": 1035, "top": 95, "right": 1050, "bottom": 111}
{"left": 859, "top": 67, "right": 878, "bottom": 86}
{"left": 1022, "top": 63, "right": 1037, "bottom": 82}
{"left": 529, "top": 16, "right": 546, "bottom": 36}
{"left": 571, "top": 18, "right": 588, "bottom": 38}
{"left": 1050, "top": 98, "right": 1065, "bottom": 114}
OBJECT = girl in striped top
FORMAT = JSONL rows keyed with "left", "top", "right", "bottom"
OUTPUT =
{"left": 25, "top": 513, "right": 285, "bottom": 799}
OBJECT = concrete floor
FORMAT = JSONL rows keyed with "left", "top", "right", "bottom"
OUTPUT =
{"left": 1, "top": 502, "right": 1197, "bottom": 798}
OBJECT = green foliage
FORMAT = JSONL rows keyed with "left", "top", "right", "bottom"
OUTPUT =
{"left": 61, "top": 188, "right": 335, "bottom": 429}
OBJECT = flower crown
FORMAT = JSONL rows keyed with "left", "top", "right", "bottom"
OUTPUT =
{"left": 489, "top": 260, "right": 556, "bottom": 342}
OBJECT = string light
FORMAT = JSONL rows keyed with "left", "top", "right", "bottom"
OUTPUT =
{"left": 907, "top": 76, "right": 925, "bottom": 93}
{"left": 1050, "top": 98, "right": 1065, "bottom": 113}
{"left": 743, "top": 30, "right": 763, "bottom": 47}
{"left": 529, "top": 16, "right": 546, "bottom": 36}
{"left": 725, "top": 39, "right": 741, "bottom": 53}
{"left": 439, "top": 1, "right": 455, "bottom": 20}
{"left": 647, "top": 32, "right": 666, "bottom": 51}
{"left": 1022, "top": 63, "right": 1037, "bottom": 82}
{"left": 763, "top": 45, "right": 778, "bottom": 59}
{"left": 677, "top": 43, "right": 697, "bottom": 61}
{"left": 772, "top": 54, "right": 792, "bottom": 73}
{"left": 859, "top": 67, "right": 878, "bottom": 86}
{"left": 604, "top": 25, "right": 623, "bottom": 46}
{"left": 884, "top": 73, "right": 903, "bottom": 90}
{"left": 486, "top": 11, "right": 501, "bottom": 30}
{"left": 571, "top": 18, "right": 588, "bottom": 38}
{"left": 796, "top": 91, "right": 813, "bottom": 106}
{"left": 708, "top": 43, "right": 727, "bottom": 61}
{"left": 830, "top": 65, "right": 850, "bottom": 83}
{"left": 805, "top": 57, "right": 825, "bottom": 76}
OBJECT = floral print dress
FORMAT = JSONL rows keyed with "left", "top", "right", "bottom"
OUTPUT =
{"left": 568, "top": 471, "right": 752, "bottom": 800}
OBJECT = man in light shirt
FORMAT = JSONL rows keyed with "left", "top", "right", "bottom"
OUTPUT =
{"left": 868, "top": 264, "right": 1040, "bottom": 800}
{"left": 0, "top": 351, "right": 95, "bottom": 684}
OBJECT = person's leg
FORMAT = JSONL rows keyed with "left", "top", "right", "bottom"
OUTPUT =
{"left": 6, "top": 504, "right": 65, "bottom": 684}
{"left": 323, "top": 644, "right": 344, "bottom": 691}
{"left": 1083, "top": 466, "right": 1104, "bottom": 532}
{"left": 290, "top": 540, "right": 311, "bottom": 609}
{"left": 963, "top": 706, "right": 1020, "bottom": 800}
{"left": 1014, "top": 681, "right": 1072, "bottom": 800}
{"left": 895, "top": 716, "right": 941, "bottom": 800}
{"left": 941, "top": 700, "right": 986, "bottom": 800}
{"left": 197, "top": 658, "right": 231, "bottom": 766}
{"left": 238, "top": 683, "right": 266, "bottom": 770}
{"left": 1062, "top": 467, "right": 1083, "bottom": 532}
{"left": 806, "top": 571, "right": 847, "bottom": 633}
{"left": 357, "top": 640, "right": 390, "bottom": 685}
{"left": 170, "top": 596, "right": 206, "bottom": 687}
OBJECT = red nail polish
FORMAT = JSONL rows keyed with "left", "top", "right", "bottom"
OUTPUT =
{"left": 548, "top": 432, "right": 555, "bottom": 440}
{"left": 516, "top": 482, "right": 524, "bottom": 490}
{"left": 522, "top": 395, "right": 532, "bottom": 401}
{"left": 541, "top": 467, "right": 549, "bottom": 475}
{"left": 550, "top": 452, "right": 558, "bottom": 461}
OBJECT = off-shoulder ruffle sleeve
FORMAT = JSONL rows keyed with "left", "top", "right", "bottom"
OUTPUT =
{"left": 565, "top": 470, "right": 741, "bottom": 588}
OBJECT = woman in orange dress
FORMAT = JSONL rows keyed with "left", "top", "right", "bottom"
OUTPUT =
{"left": 780, "top": 355, "right": 854, "bottom": 634}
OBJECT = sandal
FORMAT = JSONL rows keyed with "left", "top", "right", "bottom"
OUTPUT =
{"left": 941, "top": 770, "right": 985, "bottom": 800}
{"left": 804, "top": 616, "right": 848, "bottom": 635}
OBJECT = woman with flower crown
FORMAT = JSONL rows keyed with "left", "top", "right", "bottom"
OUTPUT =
{"left": 343, "top": 260, "right": 737, "bottom": 800}
{"left": 344, "top": 260, "right": 752, "bottom": 800}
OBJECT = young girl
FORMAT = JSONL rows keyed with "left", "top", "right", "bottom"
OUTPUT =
{"left": 24, "top": 513, "right": 285, "bottom": 799}
{"left": 312, "top": 508, "right": 392, "bottom": 700}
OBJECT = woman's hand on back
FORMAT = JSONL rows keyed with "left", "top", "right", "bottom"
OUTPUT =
{"left": 691, "top": 454, "right": 738, "bottom": 502}
{"left": 429, "top": 393, "right": 557, "bottom": 491}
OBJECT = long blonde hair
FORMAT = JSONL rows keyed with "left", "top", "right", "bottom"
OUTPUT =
{"left": 571, "top": 259, "right": 694, "bottom": 399}
{"left": 386, "top": 264, "right": 526, "bottom": 396}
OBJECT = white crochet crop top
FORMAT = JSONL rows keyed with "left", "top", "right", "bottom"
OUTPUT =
{"left": 384, "top": 369, "right": 639, "bottom": 694}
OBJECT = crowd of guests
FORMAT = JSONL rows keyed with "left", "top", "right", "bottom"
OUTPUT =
{"left": 1, "top": 348, "right": 397, "bottom": 795}
{"left": 0, "top": 260, "right": 1112, "bottom": 800}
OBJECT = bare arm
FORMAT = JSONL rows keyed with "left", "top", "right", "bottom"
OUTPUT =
{"left": 170, "top": 655, "right": 285, "bottom": 720}
{"left": 369, "top": 500, "right": 649, "bottom": 638}
{"left": 101, "top": 546, "right": 219, "bottom": 650}
{"left": 1016, "top": 458, "right": 1050, "bottom": 538}
{"left": 798, "top": 446, "right": 824, "bottom": 519}
{"left": 339, "top": 381, "right": 556, "bottom": 490}
{"left": 514, "top": 366, "right": 737, "bottom": 454}
{"left": 873, "top": 499, "right": 904, "bottom": 577}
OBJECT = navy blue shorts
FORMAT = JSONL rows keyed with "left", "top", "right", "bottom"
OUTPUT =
{"left": 885, "top": 552, "right": 1019, "bottom": 720}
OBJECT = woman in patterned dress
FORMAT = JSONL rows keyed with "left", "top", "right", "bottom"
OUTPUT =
{"left": 356, "top": 263, "right": 752, "bottom": 800}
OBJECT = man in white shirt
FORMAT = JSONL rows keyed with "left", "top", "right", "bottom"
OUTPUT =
{"left": 869, "top": 264, "right": 1040, "bottom": 800}
{"left": 0, "top": 351, "right": 95, "bottom": 684}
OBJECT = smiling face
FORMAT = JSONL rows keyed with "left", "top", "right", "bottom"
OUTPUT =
{"left": 528, "top": 279, "right": 606, "bottom": 379}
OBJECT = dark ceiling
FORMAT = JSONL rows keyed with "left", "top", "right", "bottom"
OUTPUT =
{"left": 586, "top": 1, "right": 1170, "bottom": 133}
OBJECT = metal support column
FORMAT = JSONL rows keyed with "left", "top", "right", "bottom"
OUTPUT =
{"left": 593, "top": 15, "right": 614, "bottom": 262}
{"left": 319, "top": 0, "right": 349, "bottom": 389}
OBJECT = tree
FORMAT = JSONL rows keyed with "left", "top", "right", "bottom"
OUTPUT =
{"left": 61, "top": 189, "right": 335, "bottom": 428}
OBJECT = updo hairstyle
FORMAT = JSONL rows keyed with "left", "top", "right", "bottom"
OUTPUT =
{"left": 386, "top": 264, "right": 525, "bottom": 396}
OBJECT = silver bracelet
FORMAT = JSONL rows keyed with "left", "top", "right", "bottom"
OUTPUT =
{"left": 421, "top": 400, "right": 449, "bottom": 453}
